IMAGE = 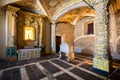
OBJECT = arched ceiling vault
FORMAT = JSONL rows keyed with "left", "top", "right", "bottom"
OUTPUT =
{"left": 52, "top": 1, "right": 88, "bottom": 22}
{"left": 0, "top": 0, "right": 120, "bottom": 25}
{"left": 52, "top": 0, "right": 86, "bottom": 20}
{"left": 56, "top": 6, "right": 95, "bottom": 25}
{"left": 0, "top": 0, "right": 22, "bottom": 7}
{"left": 40, "top": 0, "right": 95, "bottom": 25}
{"left": 0, "top": 0, "right": 47, "bottom": 16}
{"left": 0, "top": 0, "right": 95, "bottom": 25}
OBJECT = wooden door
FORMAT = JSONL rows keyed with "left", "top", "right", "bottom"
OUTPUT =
{"left": 56, "top": 36, "right": 61, "bottom": 53}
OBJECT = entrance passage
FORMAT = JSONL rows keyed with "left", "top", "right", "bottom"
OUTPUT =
{"left": 56, "top": 36, "right": 61, "bottom": 53}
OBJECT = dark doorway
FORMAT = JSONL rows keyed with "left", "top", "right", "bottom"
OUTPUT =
{"left": 56, "top": 36, "right": 61, "bottom": 53}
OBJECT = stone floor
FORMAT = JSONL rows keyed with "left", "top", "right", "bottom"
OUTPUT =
{"left": 0, "top": 54, "right": 120, "bottom": 80}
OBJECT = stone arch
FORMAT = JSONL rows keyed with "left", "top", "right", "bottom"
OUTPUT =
{"left": 0, "top": 0, "right": 21, "bottom": 7}
{"left": 52, "top": 1, "right": 88, "bottom": 22}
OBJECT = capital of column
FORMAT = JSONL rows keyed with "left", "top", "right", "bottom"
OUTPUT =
{"left": 52, "top": 23, "right": 56, "bottom": 25}
{"left": 40, "top": 18, "right": 44, "bottom": 23}
{"left": 51, "top": 22, "right": 56, "bottom": 27}
{"left": 36, "top": 17, "right": 43, "bottom": 26}
{"left": 94, "top": 0, "right": 109, "bottom": 19}
{"left": 94, "top": 0, "right": 109, "bottom": 7}
{"left": 8, "top": 11, "right": 18, "bottom": 17}
{"left": 7, "top": 5, "right": 20, "bottom": 12}
{"left": 94, "top": 0, "right": 108, "bottom": 3}
{"left": 51, "top": 19, "right": 56, "bottom": 24}
{"left": 7, "top": 5, "right": 20, "bottom": 18}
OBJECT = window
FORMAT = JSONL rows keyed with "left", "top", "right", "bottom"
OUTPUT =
{"left": 24, "top": 26, "right": 35, "bottom": 41}
{"left": 88, "top": 23, "right": 94, "bottom": 34}
{"left": 84, "top": 22, "right": 94, "bottom": 35}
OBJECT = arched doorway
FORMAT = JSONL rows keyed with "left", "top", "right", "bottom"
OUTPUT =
{"left": 56, "top": 36, "right": 61, "bottom": 53}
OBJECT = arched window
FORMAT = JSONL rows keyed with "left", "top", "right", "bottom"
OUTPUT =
{"left": 24, "top": 26, "right": 35, "bottom": 41}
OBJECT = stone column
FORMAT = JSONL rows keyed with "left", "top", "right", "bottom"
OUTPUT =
{"left": 33, "top": 22, "right": 39, "bottom": 47}
{"left": 38, "top": 18, "right": 43, "bottom": 47}
{"left": 93, "top": 0, "right": 110, "bottom": 73}
{"left": 51, "top": 22, "right": 56, "bottom": 54}
{"left": 7, "top": 5, "right": 20, "bottom": 47}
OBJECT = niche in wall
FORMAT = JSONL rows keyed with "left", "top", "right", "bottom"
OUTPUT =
{"left": 22, "top": 25, "right": 37, "bottom": 48}
{"left": 23, "top": 26, "right": 36, "bottom": 41}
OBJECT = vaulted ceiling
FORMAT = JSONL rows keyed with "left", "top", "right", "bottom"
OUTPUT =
{"left": 0, "top": 0, "right": 120, "bottom": 24}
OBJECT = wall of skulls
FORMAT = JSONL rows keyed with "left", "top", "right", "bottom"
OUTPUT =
{"left": 56, "top": 23, "right": 74, "bottom": 45}
{"left": 74, "top": 17, "right": 94, "bottom": 54}
{"left": 109, "top": 10, "right": 120, "bottom": 59}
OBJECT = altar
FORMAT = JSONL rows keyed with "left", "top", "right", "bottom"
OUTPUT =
{"left": 17, "top": 48, "right": 41, "bottom": 60}
{"left": 5, "top": 6, "right": 50, "bottom": 61}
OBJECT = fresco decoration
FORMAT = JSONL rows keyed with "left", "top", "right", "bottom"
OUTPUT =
{"left": 40, "top": 0, "right": 82, "bottom": 19}
{"left": 13, "top": 0, "right": 45, "bottom": 14}
{"left": 57, "top": 6, "right": 90, "bottom": 23}
{"left": 48, "top": 0, "right": 60, "bottom": 7}
{"left": 11, "top": 0, "right": 94, "bottom": 23}
{"left": 48, "top": 0, "right": 73, "bottom": 7}
{"left": 16, "top": 0, "right": 41, "bottom": 10}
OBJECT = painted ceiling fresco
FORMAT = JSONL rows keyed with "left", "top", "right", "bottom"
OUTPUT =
{"left": 40, "top": 0, "right": 81, "bottom": 17}
{"left": 0, "top": 0, "right": 119, "bottom": 24}
{"left": 57, "top": 6, "right": 94, "bottom": 24}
